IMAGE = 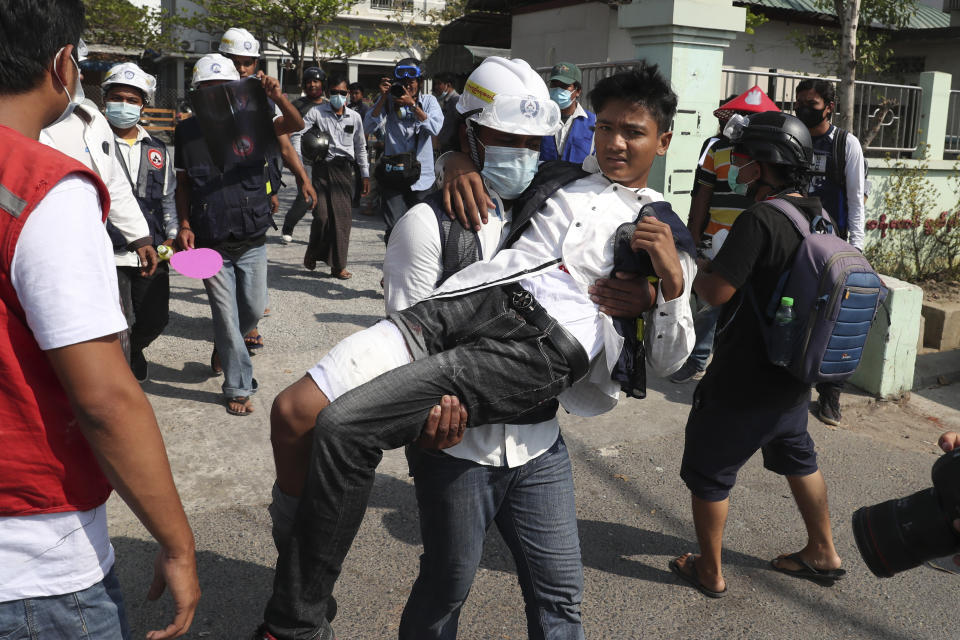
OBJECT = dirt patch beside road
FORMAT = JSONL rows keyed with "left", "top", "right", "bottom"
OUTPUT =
{"left": 834, "top": 388, "right": 960, "bottom": 456}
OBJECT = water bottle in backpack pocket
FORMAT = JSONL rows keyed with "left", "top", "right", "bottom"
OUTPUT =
{"left": 752, "top": 199, "right": 887, "bottom": 385}
{"left": 770, "top": 296, "right": 796, "bottom": 367}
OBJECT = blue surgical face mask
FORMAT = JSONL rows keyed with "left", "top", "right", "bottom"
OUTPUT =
{"left": 549, "top": 87, "right": 573, "bottom": 109}
{"left": 480, "top": 143, "right": 540, "bottom": 200}
{"left": 329, "top": 94, "right": 347, "bottom": 110}
{"left": 727, "top": 161, "right": 754, "bottom": 196}
{"left": 105, "top": 101, "right": 142, "bottom": 128}
{"left": 49, "top": 47, "right": 85, "bottom": 127}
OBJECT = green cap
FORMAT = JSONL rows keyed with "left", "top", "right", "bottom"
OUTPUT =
{"left": 549, "top": 62, "right": 581, "bottom": 86}
{"left": 781, "top": 296, "right": 794, "bottom": 306}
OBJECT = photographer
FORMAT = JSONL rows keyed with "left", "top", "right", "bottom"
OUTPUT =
{"left": 363, "top": 58, "right": 443, "bottom": 242}
{"left": 850, "top": 428, "right": 960, "bottom": 577}
{"left": 938, "top": 431, "right": 960, "bottom": 565}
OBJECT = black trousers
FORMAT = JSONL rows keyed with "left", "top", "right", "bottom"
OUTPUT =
{"left": 116, "top": 263, "right": 170, "bottom": 357}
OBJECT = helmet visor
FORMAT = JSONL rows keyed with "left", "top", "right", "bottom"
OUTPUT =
{"left": 394, "top": 65, "right": 421, "bottom": 79}
{"left": 722, "top": 113, "right": 749, "bottom": 142}
{"left": 469, "top": 94, "right": 561, "bottom": 137}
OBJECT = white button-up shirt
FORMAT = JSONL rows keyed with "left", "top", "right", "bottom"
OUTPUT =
{"left": 300, "top": 102, "right": 370, "bottom": 177}
{"left": 431, "top": 169, "right": 696, "bottom": 417}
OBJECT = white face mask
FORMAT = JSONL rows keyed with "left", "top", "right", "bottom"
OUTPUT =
{"left": 105, "top": 101, "right": 142, "bottom": 128}
{"left": 480, "top": 142, "right": 540, "bottom": 200}
{"left": 48, "top": 47, "right": 85, "bottom": 127}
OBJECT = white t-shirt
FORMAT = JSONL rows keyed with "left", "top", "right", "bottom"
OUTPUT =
{"left": 0, "top": 175, "right": 127, "bottom": 603}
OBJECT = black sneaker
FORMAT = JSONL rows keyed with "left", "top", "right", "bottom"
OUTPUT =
{"left": 816, "top": 388, "right": 842, "bottom": 426}
{"left": 131, "top": 350, "right": 149, "bottom": 383}
{"left": 669, "top": 360, "right": 705, "bottom": 384}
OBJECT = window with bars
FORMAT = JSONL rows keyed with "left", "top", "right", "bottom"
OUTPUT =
{"left": 370, "top": 0, "right": 414, "bottom": 11}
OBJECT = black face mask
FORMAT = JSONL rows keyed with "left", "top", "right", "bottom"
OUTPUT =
{"left": 795, "top": 104, "right": 827, "bottom": 128}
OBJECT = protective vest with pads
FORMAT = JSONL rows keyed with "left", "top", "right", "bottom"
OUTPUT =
{"left": 0, "top": 124, "right": 114, "bottom": 516}
{"left": 106, "top": 136, "right": 168, "bottom": 249}
{"left": 427, "top": 160, "right": 694, "bottom": 402}
{"left": 176, "top": 118, "right": 273, "bottom": 246}
{"left": 539, "top": 110, "right": 596, "bottom": 164}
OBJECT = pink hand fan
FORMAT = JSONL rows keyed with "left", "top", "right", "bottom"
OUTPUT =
{"left": 170, "top": 248, "right": 223, "bottom": 279}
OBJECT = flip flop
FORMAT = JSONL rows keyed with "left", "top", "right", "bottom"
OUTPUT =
{"left": 226, "top": 397, "right": 253, "bottom": 416}
{"left": 245, "top": 334, "right": 264, "bottom": 349}
{"left": 669, "top": 554, "right": 728, "bottom": 599}
{"left": 770, "top": 553, "right": 846, "bottom": 583}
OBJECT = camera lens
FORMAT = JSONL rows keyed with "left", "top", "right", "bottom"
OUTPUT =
{"left": 390, "top": 83, "right": 406, "bottom": 98}
{"left": 852, "top": 487, "right": 960, "bottom": 577}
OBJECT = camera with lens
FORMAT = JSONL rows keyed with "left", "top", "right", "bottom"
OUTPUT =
{"left": 852, "top": 447, "right": 960, "bottom": 577}
{"left": 390, "top": 83, "right": 407, "bottom": 99}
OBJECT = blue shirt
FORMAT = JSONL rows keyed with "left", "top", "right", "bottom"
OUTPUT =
{"left": 364, "top": 93, "right": 444, "bottom": 192}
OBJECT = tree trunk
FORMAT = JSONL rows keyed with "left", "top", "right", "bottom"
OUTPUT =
{"left": 836, "top": 0, "right": 861, "bottom": 130}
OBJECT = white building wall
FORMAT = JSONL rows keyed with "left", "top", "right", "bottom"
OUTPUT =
{"left": 723, "top": 21, "right": 823, "bottom": 75}
{"left": 511, "top": 2, "right": 618, "bottom": 68}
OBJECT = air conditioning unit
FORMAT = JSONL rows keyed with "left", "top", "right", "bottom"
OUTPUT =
{"left": 946, "top": 0, "right": 960, "bottom": 11}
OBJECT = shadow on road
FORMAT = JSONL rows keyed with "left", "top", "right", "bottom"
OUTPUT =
{"left": 112, "top": 536, "right": 274, "bottom": 639}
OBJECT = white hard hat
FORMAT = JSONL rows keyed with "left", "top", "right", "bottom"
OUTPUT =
{"left": 456, "top": 56, "right": 560, "bottom": 137}
{"left": 192, "top": 54, "right": 240, "bottom": 87}
{"left": 219, "top": 27, "right": 260, "bottom": 57}
{"left": 102, "top": 62, "right": 157, "bottom": 103}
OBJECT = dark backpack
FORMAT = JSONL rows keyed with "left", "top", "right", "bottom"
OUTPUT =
{"left": 827, "top": 127, "right": 848, "bottom": 191}
{"left": 751, "top": 198, "right": 886, "bottom": 384}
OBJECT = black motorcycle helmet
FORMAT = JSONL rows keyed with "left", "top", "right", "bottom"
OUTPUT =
{"left": 734, "top": 111, "right": 814, "bottom": 169}
{"left": 302, "top": 66, "right": 325, "bottom": 85}
{"left": 301, "top": 126, "right": 331, "bottom": 164}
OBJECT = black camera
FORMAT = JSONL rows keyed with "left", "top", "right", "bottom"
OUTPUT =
{"left": 390, "top": 83, "right": 407, "bottom": 99}
{"left": 852, "top": 447, "right": 960, "bottom": 577}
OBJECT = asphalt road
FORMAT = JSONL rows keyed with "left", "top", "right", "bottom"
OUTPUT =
{"left": 108, "top": 179, "right": 960, "bottom": 640}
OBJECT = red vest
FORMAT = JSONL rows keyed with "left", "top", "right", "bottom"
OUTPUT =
{"left": 0, "top": 124, "right": 114, "bottom": 516}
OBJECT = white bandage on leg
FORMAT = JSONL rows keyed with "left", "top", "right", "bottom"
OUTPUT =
{"left": 307, "top": 319, "right": 412, "bottom": 402}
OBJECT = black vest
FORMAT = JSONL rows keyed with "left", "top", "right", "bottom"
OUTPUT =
{"left": 107, "top": 136, "right": 169, "bottom": 249}
{"left": 175, "top": 117, "right": 273, "bottom": 246}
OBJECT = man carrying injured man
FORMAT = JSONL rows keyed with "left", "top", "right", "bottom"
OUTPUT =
{"left": 257, "top": 61, "right": 696, "bottom": 640}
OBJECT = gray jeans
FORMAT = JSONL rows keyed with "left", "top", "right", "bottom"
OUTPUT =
{"left": 263, "top": 285, "right": 588, "bottom": 639}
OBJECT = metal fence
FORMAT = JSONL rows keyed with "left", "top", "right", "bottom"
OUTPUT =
{"left": 947, "top": 90, "right": 960, "bottom": 157}
{"left": 721, "top": 68, "right": 923, "bottom": 155}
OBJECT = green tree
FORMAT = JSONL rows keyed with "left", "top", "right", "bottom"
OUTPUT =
{"left": 181, "top": 0, "right": 399, "bottom": 83}
{"left": 793, "top": 0, "right": 918, "bottom": 129}
{"left": 385, "top": 0, "right": 468, "bottom": 61}
{"left": 83, "top": 0, "right": 176, "bottom": 51}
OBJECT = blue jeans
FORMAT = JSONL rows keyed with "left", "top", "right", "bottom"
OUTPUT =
{"left": 203, "top": 243, "right": 267, "bottom": 398}
{"left": 263, "top": 286, "right": 588, "bottom": 640}
{"left": 399, "top": 436, "right": 584, "bottom": 640}
{"left": 0, "top": 569, "right": 129, "bottom": 640}
{"left": 688, "top": 304, "right": 721, "bottom": 371}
